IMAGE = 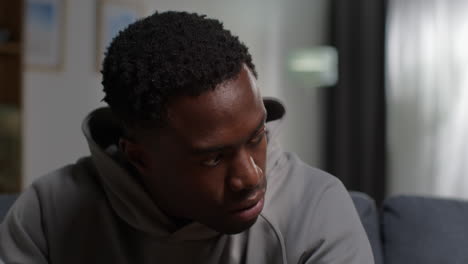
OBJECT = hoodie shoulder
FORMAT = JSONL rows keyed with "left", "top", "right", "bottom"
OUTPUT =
{"left": 262, "top": 152, "right": 340, "bottom": 228}
{"left": 261, "top": 153, "right": 374, "bottom": 263}
{"left": 33, "top": 157, "right": 103, "bottom": 198}
{"left": 31, "top": 157, "right": 111, "bottom": 235}
{"left": 0, "top": 157, "right": 114, "bottom": 263}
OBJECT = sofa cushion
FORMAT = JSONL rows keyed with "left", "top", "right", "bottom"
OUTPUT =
{"left": 350, "top": 191, "right": 383, "bottom": 264}
{"left": 382, "top": 195, "right": 468, "bottom": 264}
{"left": 0, "top": 194, "right": 18, "bottom": 222}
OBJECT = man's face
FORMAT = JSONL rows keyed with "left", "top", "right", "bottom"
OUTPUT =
{"left": 130, "top": 65, "right": 267, "bottom": 234}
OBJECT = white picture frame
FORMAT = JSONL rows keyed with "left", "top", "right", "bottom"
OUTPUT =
{"left": 96, "top": 0, "right": 144, "bottom": 71}
{"left": 24, "top": 0, "right": 66, "bottom": 71}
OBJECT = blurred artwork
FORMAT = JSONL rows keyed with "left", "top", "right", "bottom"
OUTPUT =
{"left": 24, "top": 0, "right": 64, "bottom": 70}
{"left": 0, "top": 105, "right": 20, "bottom": 193}
{"left": 97, "top": 0, "right": 143, "bottom": 70}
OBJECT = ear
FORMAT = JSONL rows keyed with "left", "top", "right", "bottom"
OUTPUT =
{"left": 119, "top": 138, "right": 148, "bottom": 174}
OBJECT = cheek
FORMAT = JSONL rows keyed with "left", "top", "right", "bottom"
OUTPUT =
{"left": 149, "top": 160, "right": 227, "bottom": 210}
{"left": 183, "top": 166, "right": 227, "bottom": 204}
{"left": 140, "top": 149, "right": 226, "bottom": 218}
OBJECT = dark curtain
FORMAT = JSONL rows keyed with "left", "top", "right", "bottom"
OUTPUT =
{"left": 325, "top": 0, "right": 387, "bottom": 204}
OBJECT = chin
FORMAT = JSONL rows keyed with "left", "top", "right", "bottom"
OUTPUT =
{"left": 217, "top": 216, "right": 260, "bottom": 235}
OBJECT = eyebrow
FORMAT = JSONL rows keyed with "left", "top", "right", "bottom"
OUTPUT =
{"left": 191, "top": 112, "right": 267, "bottom": 155}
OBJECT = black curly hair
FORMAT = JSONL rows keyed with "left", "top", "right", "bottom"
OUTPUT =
{"left": 101, "top": 11, "right": 257, "bottom": 131}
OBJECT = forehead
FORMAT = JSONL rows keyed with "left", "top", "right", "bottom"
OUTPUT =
{"left": 164, "top": 66, "right": 265, "bottom": 148}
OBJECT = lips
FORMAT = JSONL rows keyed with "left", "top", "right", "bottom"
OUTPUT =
{"left": 229, "top": 190, "right": 265, "bottom": 212}
{"left": 230, "top": 197, "right": 265, "bottom": 222}
{"left": 228, "top": 190, "right": 265, "bottom": 222}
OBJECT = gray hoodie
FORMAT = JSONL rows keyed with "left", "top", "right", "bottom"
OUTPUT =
{"left": 0, "top": 98, "right": 374, "bottom": 263}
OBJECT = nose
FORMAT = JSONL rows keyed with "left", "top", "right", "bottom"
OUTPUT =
{"left": 228, "top": 149, "right": 263, "bottom": 192}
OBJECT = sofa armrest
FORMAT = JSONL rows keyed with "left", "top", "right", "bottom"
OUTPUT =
{"left": 350, "top": 191, "right": 383, "bottom": 264}
{"left": 0, "top": 194, "right": 18, "bottom": 222}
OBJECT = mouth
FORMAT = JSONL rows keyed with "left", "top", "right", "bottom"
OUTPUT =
{"left": 229, "top": 191, "right": 265, "bottom": 222}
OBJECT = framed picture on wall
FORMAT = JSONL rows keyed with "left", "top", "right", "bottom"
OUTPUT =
{"left": 24, "top": 0, "right": 66, "bottom": 71}
{"left": 96, "top": 0, "right": 144, "bottom": 70}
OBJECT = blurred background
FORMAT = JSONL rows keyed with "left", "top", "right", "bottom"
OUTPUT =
{"left": 0, "top": 0, "right": 467, "bottom": 204}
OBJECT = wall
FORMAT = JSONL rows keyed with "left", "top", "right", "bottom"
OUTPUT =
{"left": 22, "top": 0, "right": 329, "bottom": 186}
{"left": 275, "top": 0, "right": 329, "bottom": 168}
{"left": 22, "top": 0, "right": 105, "bottom": 186}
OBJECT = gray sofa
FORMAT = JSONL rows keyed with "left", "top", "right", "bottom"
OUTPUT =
{"left": 351, "top": 191, "right": 468, "bottom": 264}
{"left": 1, "top": 192, "right": 468, "bottom": 263}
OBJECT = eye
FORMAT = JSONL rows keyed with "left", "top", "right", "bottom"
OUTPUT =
{"left": 201, "top": 153, "right": 223, "bottom": 167}
{"left": 249, "top": 129, "right": 266, "bottom": 146}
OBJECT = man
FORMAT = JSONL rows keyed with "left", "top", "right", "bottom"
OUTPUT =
{"left": 0, "top": 11, "right": 374, "bottom": 263}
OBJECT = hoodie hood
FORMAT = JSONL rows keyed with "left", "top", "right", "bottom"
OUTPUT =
{"left": 82, "top": 98, "right": 286, "bottom": 240}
